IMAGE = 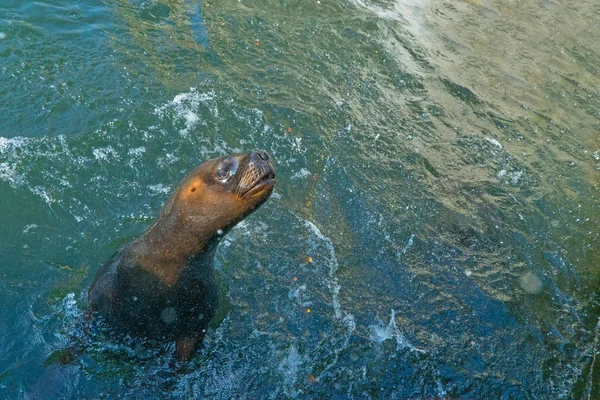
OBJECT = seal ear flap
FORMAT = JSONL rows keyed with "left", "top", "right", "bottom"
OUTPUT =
{"left": 188, "top": 179, "right": 202, "bottom": 193}
{"left": 179, "top": 179, "right": 204, "bottom": 201}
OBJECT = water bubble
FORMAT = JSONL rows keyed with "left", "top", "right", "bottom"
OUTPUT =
{"left": 68, "top": 11, "right": 83, "bottom": 20}
{"left": 22, "top": 224, "right": 38, "bottom": 233}
{"left": 519, "top": 272, "right": 543, "bottom": 294}
{"left": 0, "top": 33, "right": 6, "bottom": 40}
{"left": 160, "top": 307, "right": 177, "bottom": 324}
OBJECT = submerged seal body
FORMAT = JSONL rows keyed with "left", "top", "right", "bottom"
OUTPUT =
{"left": 88, "top": 150, "right": 275, "bottom": 360}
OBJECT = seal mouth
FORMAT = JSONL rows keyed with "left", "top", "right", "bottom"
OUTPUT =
{"left": 241, "top": 170, "right": 276, "bottom": 199}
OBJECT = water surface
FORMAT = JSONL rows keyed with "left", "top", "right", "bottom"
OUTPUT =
{"left": 0, "top": 0, "right": 598, "bottom": 398}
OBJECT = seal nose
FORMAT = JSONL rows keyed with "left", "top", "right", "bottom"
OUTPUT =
{"left": 253, "top": 150, "right": 270, "bottom": 161}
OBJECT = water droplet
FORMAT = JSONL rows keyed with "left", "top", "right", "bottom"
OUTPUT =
{"left": 160, "top": 307, "right": 177, "bottom": 324}
{"left": 519, "top": 272, "right": 543, "bottom": 294}
{"left": 68, "top": 11, "right": 83, "bottom": 20}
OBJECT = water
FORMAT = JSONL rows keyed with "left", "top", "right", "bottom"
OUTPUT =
{"left": 0, "top": 0, "right": 598, "bottom": 398}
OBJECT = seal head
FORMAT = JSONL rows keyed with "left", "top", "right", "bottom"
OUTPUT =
{"left": 172, "top": 149, "right": 275, "bottom": 242}
{"left": 88, "top": 150, "right": 275, "bottom": 361}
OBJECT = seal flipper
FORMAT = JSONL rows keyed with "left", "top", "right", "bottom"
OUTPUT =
{"left": 174, "top": 335, "right": 203, "bottom": 361}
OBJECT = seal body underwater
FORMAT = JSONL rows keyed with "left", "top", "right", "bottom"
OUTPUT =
{"left": 88, "top": 150, "right": 275, "bottom": 361}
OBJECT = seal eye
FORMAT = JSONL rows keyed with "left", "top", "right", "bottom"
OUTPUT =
{"left": 215, "top": 159, "right": 239, "bottom": 182}
{"left": 216, "top": 168, "right": 229, "bottom": 180}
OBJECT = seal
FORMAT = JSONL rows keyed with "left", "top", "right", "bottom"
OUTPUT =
{"left": 88, "top": 150, "right": 275, "bottom": 361}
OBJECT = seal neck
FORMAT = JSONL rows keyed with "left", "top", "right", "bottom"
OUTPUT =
{"left": 144, "top": 218, "right": 219, "bottom": 261}
{"left": 130, "top": 204, "right": 223, "bottom": 278}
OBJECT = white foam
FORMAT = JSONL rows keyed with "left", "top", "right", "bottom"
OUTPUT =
{"left": 293, "top": 137, "right": 303, "bottom": 153}
{"left": 305, "top": 221, "right": 355, "bottom": 330}
{"left": 288, "top": 284, "right": 313, "bottom": 307}
{"left": 157, "top": 153, "right": 180, "bottom": 168}
{"left": 52, "top": 292, "right": 85, "bottom": 349}
{"left": 278, "top": 345, "right": 303, "bottom": 397}
{"left": 350, "top": 0, "right": 406, "bottom": 22}
{"left": 127, "top": 147, "right": 146, "bottom": 157}
{"left": 291, "top": 168, "right": 311, "bottom": 179}
{"left": 497, "top": 169, "right": 523, "bottom": 185}
{"left": 22, "top": 224, "right": 38, "bottom": 233}
{"left": 31, "top": 186, "right": 54, "bottom": 204}
{"left": 0, "top": 136, "right": 30, "bottom": 153}
{"left": 92, "top": 146, "right": 117, "bottom": 161}
{"left": 183, "top": 110, "right": 199, "bottom": 128}
{"left": 0, "top": 162, "right": 25, "bottom": 187}
{"left": 148, "top": 183, "right": 171, "bottom": 195}
{"left": 369, "top": 309, "right": 424, "bottom": 353}
{"left": 486, "top": 137, "right": 503, "bottom": 148}
{"left": 0, "top": 136, "right": 85, "bottom": 204}
{"left": 155, "top": 89, "right": 217, "bottom": 137}
{"left": 585, "top": 318, "right": 600, "bottom": 397}
{"left": 397, "top": 233, "right": 415, "bottom": 258}
{"left": 510, "top": 170, "right": 523, "bottom": 185}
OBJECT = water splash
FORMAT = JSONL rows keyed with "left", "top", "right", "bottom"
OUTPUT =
{"left": 304, "top": 221, "right": 355, "bottom": 330}
{"left": 154, "top": 89, "right": 217, "bottom": 137}
{"left": 278, "top": 345, "right": 304, "bottom": 398}
{"left": 584, "top": 318, "right": 600, "bottom": 399}
{"left": 369, "top": 309, "right": 424, "bottom": 353}
{"left": 397, "top": 233, "right": 415, "bottom": 259}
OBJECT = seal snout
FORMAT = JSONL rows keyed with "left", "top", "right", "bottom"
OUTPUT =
{"left": 250, "top": 149, "right": 275, "bottom": 182}
{"left": 254, "top": 150, "right": 270, "bottom": 161}
{"left": 238, "top": 150, "right": 276, "bottom": 198}
{"left": 249, "top": 150, "right": 273, "bottom": 170}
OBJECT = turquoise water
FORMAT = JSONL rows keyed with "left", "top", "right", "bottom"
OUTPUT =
{"left": 1, "top": 0, "right": 599, "bottom": 398}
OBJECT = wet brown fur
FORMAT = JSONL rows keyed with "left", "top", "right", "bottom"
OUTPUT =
{"left": 88, "top": 151, "right": 275, "bottom": 361}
